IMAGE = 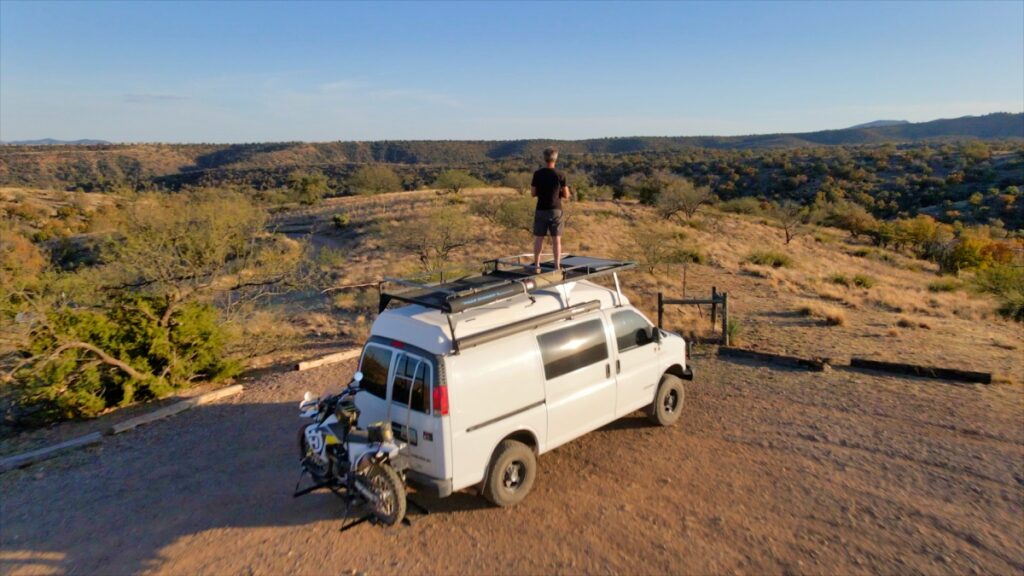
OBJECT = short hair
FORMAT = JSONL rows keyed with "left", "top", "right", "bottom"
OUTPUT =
{"left": 543, "top": 147, "right": 558, "bottom": 163}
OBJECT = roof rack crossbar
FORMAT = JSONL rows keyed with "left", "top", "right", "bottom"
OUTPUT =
{"left": 379, "top": 255, "right": 636, "bottom": 315}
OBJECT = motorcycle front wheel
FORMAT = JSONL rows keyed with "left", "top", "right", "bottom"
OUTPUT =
{"left": 298, "top": 425, "right": 330, "bottom": 483}
{"left": 358, "top": 463, "right": 407, "bottom": 526}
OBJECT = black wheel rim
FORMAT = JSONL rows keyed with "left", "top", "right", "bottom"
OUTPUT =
{"left": 503, "top": 461, "right": 526, "bottom": 490}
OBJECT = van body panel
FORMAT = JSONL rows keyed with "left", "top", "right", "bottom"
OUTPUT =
{"left": 536, "top": 312, "right": 618, "bottom": 450}
{"left": 604, "top": 308, "right": 665, "bottom": 416}
{"left": 444, "top": 331, "right": 547, "bottom": 490}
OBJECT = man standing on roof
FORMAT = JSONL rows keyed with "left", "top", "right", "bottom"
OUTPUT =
{"left": 531, "top": 147, "right": 570, "bottom": 273}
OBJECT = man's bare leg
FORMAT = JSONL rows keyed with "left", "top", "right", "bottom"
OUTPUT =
{"left": 553, "top": 236, "right": 562, "bottom": 269}
{"left": 532, "top": 236, "right": 545, "bottom": 272}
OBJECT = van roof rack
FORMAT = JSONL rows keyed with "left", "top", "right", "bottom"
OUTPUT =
{"left": 379, "top": 254, "right": 635, "bottom": 315}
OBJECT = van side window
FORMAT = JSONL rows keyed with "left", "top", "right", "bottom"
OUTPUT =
{"left": 611, "top": 310, "right": 654, "bottom": 352}
{"left": 360, "top": 346, "right": 392, "bottom": 400}
{"left": 537, "top": 319, "right": 609, "bottom": 380}
{"left": 392, "top": 354, "right": 431, "bottom": 413}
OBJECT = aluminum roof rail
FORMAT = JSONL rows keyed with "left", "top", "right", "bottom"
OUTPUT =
{"left": 378, "top": 255, "right": 636, "bottom": 315}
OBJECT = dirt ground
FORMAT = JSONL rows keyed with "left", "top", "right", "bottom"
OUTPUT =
{"left": 2, "top": 351, "right": 1022, "bottom": 576}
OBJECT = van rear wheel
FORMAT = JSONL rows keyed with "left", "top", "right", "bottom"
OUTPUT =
{"left": 646, "top": 374, "right": 685, "bottom": 426}
{"left": 482, "top": 440, "right": 536, "bottom": 507}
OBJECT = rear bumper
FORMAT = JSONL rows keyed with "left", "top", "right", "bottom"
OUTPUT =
{"left": 405, "top": 469, "right": 453, "bottom": 498}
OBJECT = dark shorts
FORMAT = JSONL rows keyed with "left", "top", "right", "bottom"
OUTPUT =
{"left": 533, "top": 209, "right": 564, "bottom": 237}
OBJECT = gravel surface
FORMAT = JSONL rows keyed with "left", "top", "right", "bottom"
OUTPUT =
{"left": 2, "top": 353, "right": 1022, "bottom": 575}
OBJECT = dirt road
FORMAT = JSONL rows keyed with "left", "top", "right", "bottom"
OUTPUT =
{"left": 2, "top": 354, "right": 1022, "bottom": 575}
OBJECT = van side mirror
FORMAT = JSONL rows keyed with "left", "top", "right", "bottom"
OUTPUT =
{"left": 652, "top": 328, "right": 661, "bottom": 343}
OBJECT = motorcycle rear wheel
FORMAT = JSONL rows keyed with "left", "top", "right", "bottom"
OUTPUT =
{"left": 359, "top": 463, "right": 407, "bottom": 526}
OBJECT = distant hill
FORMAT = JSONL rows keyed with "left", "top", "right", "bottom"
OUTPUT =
{"left": 848, "top": 120, "right": 910, "bottom": 129}
{"left": 1, "top": 112, "right": 1021, "bottom": 190}
{"left": 1, "top": 138, "right": 111, "bottom": 146}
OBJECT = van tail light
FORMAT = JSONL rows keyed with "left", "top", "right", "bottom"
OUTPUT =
{"left": 432, "top": 386, "right": 449, "bottom": 416}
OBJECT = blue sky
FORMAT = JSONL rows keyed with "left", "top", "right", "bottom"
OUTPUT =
{"left": 1, "top": 1, "right": 1021, "bottom": 142}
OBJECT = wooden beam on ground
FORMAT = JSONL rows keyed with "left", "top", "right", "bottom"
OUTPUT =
{"left": 295, "top": 348, "right": 361, "bottom": 371}
{"left": 718, "top": 346, "right": 831, "bottom": 372}
{"left": 850, "top": 358, "right": 991, "bottom": 384}
{"left": 107, "top": 384, "right": 244, "bottom": 435}
{"left": 0, "top": 432, "right": 103, "bottom": 474}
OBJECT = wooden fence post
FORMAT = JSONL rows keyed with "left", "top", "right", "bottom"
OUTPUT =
{"left": 657, "top": 292, "right": 664, "bottom": 329}
{"left": 711, "top": 286, "right": 718, "bottom": 328}
{"left": 722, "top": 292, "right": 729, "bottom": 346}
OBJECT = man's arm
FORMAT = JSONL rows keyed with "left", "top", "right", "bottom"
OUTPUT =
{"left": 531, "top": 186, "right": 537, "bottom": 198}
{"left": 560, "top": 185, "right": 570, "bottom": 200}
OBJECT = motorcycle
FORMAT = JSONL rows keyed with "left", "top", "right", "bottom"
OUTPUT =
{"left": 293, "top": 372, "right": 409, "bottom": 527}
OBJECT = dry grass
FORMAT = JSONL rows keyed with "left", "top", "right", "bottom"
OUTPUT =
{"left": 797, "top": 302, "right": 847, "bottom": 326}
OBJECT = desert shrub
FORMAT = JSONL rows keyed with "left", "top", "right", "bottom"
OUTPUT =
{"left": 382, "top": 203, "right": 475, "bottom": 272}
{"left": 656, "top": 177, "right": 713, "bottom": 220}
{"left": 332, "top": 212, "right": 351, "bottom": 229}
{"left": 13, "top": 296, "right": 239, "bottom": 423}
{"left": 287, "top": 170, "right": 330, "bottom": 204}
{"left": 744, "top": 251, "right": 792, "bottom": 268}
{"left": 973, "top": 264, "right": 1024, "bottom": 321}
{"left": 828, "top": 273, "right": 850, "bottom": 286}
{"left": 433, "top": 170, "right": 484, "bottom": 195}
{"left": 718, "top": 197, "right": 763, "bottom": 215}
{"left": 927, "top": 278, "right": 961, "bottom": 292}
{"left": 726, "top": 318, "right": 743, "bottom": 345}
{"left": 471, "top": 195, "right": 534, "bottom": 235}
{"left": 852, "top": 274, "right": 875, "bottom": 289}
{"left": 627, "top": 222, "right": 703, "bottom": 273}
{"left": 347, "top": 165, "right": 402, "bottom": 195}
{"left": 996, "top": 293, "right": 1024, "bottom": 323}
{"left": 501, "top": 172, "right": 532, "bottom": 195}
{"left": 798, "top": 303, "right": 846, "bottom": 326}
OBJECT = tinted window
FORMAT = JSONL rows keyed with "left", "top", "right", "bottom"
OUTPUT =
{"left": 392, "top": 354, "right": 431, "bottom": 413}
{"left": 612, "top": 310, "right": 653, "bottom": 352}
{"left": 537, "top": 319, "right": 609, "bottom": 380}
{"left": 360, "top": 346, "right": 392, "bottom": 400}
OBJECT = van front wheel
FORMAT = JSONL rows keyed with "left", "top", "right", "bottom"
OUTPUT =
{"left": 482, "top": 440, "right": 536, "bottom": 507}
{"left": 646, "top": 374, "right": 685, "bottom": 426}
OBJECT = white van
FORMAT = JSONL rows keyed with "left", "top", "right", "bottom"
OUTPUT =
{"left": 354, "top": 256, "right": 692, "bottom": 506}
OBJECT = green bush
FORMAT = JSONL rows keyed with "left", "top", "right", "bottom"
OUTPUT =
{"left": 744, "top": 250, "right": 792, "bottom": 268}
{"left": 973, "top": 264, "right": 1024, "bottom": 322}
{"left": 332, "top": 212, "right": 351, "bottom": 229}
{"left": 14, "top": 296, "right": 239, "bottom": 423}
{"left": 852, "top": 274, "right": 876, "bottom": 289}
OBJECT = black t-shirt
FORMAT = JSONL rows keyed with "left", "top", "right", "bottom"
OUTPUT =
{"left": 531, "top": 168, "right": 567, "bottom": 211}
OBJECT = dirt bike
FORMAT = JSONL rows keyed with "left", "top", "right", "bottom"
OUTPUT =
{"left": 293, "top": 372, "right": 408, "bottom": 527}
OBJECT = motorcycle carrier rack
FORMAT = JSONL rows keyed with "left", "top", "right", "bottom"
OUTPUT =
{"left": 378, "top": 255, "right": 635, "bottom": 353}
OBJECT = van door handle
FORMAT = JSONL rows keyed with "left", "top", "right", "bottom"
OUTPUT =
{"left": 606, "top": 364, "right": 611, "bottom": 378}
{"left": 616, "top": 360, "right": 621, "bottom": 374}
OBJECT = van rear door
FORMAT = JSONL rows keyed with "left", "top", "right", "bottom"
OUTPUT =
{"left": 355, "top": 341, "right": 449, "bottom": 482}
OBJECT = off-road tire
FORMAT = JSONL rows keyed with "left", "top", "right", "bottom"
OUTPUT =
{"left": 359, "top": 462, "right": 407, "bottom": 527}
{"left": 298, "top": 425, "right": 330, "bottom": 482}
{"left": 482, "top": 440, "right": 537, "bottom": 507}
{"left": 645, "top": 374, "right": 685, "bottom": 426}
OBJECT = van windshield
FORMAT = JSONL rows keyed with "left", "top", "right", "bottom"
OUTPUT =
{"left": 360, "top": 345, "right": 392, "bottom": 400}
